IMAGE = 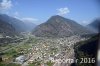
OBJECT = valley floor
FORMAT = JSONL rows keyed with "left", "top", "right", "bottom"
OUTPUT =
{"left": 0, "top": 35, "right": 89, "bottom": 66}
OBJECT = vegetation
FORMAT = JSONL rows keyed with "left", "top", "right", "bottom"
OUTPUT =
{"left": 0, "top": 63, "right": 21, "bottom": 66}
{"left": 28, "top": 59, "right": 41, "bottom": 66}
{"left": 74, "top": 34, "right": 99, "bottom": 66}
{"left": 46, "top": 61, "right": 54, "bottom": 66}
{"left": 28, "top": 60, "right": 54, "bottom": 66}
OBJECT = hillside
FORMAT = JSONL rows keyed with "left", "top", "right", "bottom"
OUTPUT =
{"left": 33, "top": 15, "right": 92, "bottom": 37}
{"left": 0, "top": 19, "right": 16, "bottom": 37}
{"left": 87, "top": 18, "right": 100, "bottom": 33}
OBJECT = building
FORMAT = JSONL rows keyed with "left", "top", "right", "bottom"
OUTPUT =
{"left": 15, "top": 55, "right": 26, "bottom": 64}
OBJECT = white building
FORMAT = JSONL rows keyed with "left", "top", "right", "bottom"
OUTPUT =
{"left": 15, "top": 55, "right": 26, "bottom": 64}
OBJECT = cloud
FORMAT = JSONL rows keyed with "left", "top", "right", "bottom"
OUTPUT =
{"left": 81, "top": 21, "right": 90, "bottom": 25}
{"left": 13, "top": 11, "right": 20, "bottom": 18}
{"left": 57, "top": 7, "right": 70, "bottom": 16}
{"left": 22, "top": 17, "right": 39, "bottom": 23}
{"left": 12, "top": 12, "right": 39, "bottom": 24}
{"left": 0, "top": 0, "right": 13, "bottom": 12}
{"left": 21, "top": 17, "right": 43, "bottom": 25}
{"left": 14, "top": 12, "right": 19, "bottom": 16}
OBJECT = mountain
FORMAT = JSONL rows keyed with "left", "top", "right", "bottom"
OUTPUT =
{"left": 87, "top": 18, "right": 100, "bottom": 33}
{"left": 32, "top": 15, "right": 91, "bottom": 37}
{"left": 0, "top": 19, "right": 16, "bottom": 37}
{"left": 0, "top": 14, "right": 36, "bottom": 32}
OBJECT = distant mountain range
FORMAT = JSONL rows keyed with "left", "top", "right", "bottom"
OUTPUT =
{"left": 22, "top": 20, "right": 36, "bottom": 32}
{"left": 87, "top": 18, "right": 100, "bottom": 33}
{"left": 0, "top": 14, "right": 36, "bottom": 32}
{"left": 32, "top": 15, "right": 92, "bottom": 37}
{"left": 0, "top": 14, "right": 97, "bottom": 37}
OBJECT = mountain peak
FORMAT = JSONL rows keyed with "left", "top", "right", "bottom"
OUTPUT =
{"left": 46, "top": 15, "right": 70, "bottom": 24}
{"left": 50, "top": 15, "right": 65, "bottom": 19}
{"left": 51, "top": 15, "right": 62, "bottom": 18}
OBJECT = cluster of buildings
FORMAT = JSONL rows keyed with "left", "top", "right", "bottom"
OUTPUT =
{"left": 14, "top": 35, "right": 88, "bottom": 65}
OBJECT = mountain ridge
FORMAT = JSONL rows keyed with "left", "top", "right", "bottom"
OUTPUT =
{"left": 87, "top": 18, "right": 100, "bottom": 33}
{"left": 32, "top": 15, "right": 92, "bottom": 37}
{"left": 0, "top": 14, "right": 36, "bottom": 32}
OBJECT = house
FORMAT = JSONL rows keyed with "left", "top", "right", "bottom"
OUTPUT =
{"left": 49, "top": 57, "right": 55, "bottom": 62}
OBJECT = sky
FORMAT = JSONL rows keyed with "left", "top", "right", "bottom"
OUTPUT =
{"left": 0, "top": 0, "right": 99, "bottom": 25}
